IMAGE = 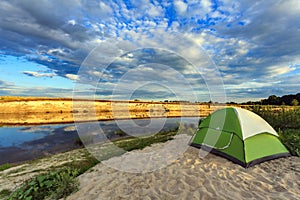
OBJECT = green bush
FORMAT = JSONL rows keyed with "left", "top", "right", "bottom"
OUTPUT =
{"left": 8, "top": 167, "right": 79, "bottom": 200}
{"left": 278, "top": 129, "right": 300, "bottom": 156}
{"left": 250, "top": 106, "right": 300, "bottom": 156}
{"left": 251, "top": 106, "right": 300, "bottom": 130}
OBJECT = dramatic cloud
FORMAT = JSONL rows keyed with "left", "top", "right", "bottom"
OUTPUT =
{"left": 0, "top": 0, "right": 299, "bottom": 102}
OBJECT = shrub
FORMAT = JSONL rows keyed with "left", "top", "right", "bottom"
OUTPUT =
{"left": 251, "top": 106, "right": 300, "bottom": 130}
{"left": 278, "top": 129, "right": 300, "bottom": 156}
{"left": 250, "top": 106, "right": 300, "bottom": 156}
{"left": 8, "top": 167, "right": 79, "bottom": 200}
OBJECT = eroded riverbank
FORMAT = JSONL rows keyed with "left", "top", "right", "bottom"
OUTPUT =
{"left": 0, "top": 97, "right": 229, "bottom": 125}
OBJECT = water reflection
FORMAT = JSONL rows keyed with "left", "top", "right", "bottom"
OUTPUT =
{"left": 0, "top": 118, "right": 198, "bottom": 164}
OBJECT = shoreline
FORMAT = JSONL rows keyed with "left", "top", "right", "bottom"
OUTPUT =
{"left": 1, "top": 127, "right": 300, "bottom": 199}
{"left": 0, "top": 146, "right": 90, "bottom": 192}
{"left": 0, "top": 115, "right": 197, "bottom": 127}
{"left": 0, "top": 129, "right": 180, "bottom": 194}
{"left": 0, "top": 120, "right": 180, "bottom": 165}
{"left": 0, "top": 96, "right": 231, "bottom": 126}
{"left": 2, "top": 96, "right": 297, "bottom": 126}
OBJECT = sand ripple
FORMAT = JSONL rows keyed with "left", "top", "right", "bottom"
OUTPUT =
{"left": 67, "top": 135, "right": 300, "bottom": 200}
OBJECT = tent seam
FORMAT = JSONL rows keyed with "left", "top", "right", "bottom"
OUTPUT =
{"left": 233, "top": 108, "right": 247, "bottom": 164}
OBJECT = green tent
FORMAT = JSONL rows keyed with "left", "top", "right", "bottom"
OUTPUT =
{"left": 190, "top": 107, "right": 290, "bottom": 167}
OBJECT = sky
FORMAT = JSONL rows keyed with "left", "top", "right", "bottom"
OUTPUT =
{"left": 0, "top": 0, "right": 299, "bottom": 103}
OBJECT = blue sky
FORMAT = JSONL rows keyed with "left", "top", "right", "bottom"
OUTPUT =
{"left": 0, "top": 0, "right": 299, "bottom": 102}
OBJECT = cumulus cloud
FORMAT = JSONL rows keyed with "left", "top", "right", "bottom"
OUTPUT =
{"left": 174, "top": 0, "right": 188, "bottom": 15}
{"left": 0, "top": 0, "right": 299, "bottom": 101}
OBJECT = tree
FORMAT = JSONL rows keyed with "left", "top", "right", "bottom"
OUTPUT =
{"left": 267, "top": 95, "right": 280, "bottom": 105}
{"left": 291, "top": 99, "right": 299, "bottom": 106}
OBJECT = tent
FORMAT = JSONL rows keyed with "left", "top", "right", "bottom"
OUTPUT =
{"left": 190, "top": 107, "right": 290, "bottom": 168}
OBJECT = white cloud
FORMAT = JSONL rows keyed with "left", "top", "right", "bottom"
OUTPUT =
{"left": 67, "top": 19, "right": 76, "bottom": 26}
{"left": 99, "top": 1, "right": 113, "bottom": 14}
{"left": 22, "top": 71, "right": 56, "bottom": 78}
{"left": 65, "top": 74, "right": 79, "bottom": 80}
{"left": 47, "top": 48, "right": 65, "bottom": 55}
{"left": 267, "top": 65, "right": 296, "bottom": 77}
{"left": 174, "top": 0, "right": 188, "bottom": 15}
{"left": 201, "top": 0, "right": 212, "bottom": 11}
{"left": 147, "top": 4, "right": 164, "bottom": 17}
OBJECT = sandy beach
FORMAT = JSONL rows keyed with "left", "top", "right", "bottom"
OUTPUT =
{"left": 66, "top": 134, "right": 300, "bottom": 200}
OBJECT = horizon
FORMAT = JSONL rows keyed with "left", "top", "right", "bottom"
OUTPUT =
{"left": 1, "top": 93, "right": 299, "bottom": 104}
{"left": 0, "top": 0, "right": 299, "bottom": 103}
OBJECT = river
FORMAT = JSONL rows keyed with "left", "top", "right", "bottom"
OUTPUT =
{"left": 0, "top": 117, "right": 199, "bottom": 165}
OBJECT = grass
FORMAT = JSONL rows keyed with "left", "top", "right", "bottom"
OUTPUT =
{"left": 7, "top": 167, "right": 79, "bottom": 200}
{"left": 0, "top": 163, "right": 11, "bottom": 172}
{"left": 5, "top": 157, "right": 97, "bottom": 200}
{"left": 0, "top": 189, "right": 11, "bottom": 199}
{"left": 250, "top": 105, "right": 300, "bottom": 156}
{"left": 115, "top": 131, "right": 175, "bottom": 151}
{"left": 6, "top": 126, "right": 179, "bottom": 200}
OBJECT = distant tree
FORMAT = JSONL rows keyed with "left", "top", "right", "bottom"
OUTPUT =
{"left": 226, "top": 101, "right": 237, "bottom": 105}
{"left": 246, "top": 101, "right": 253, "bottom": 105}
{"left": 291, "top": 99, "right": 299, "bottom": 106}
{"left": 243, "top": 93, "right": 300, "bottom": 105}
{"left": 267, "top": 95, "right": 280, "bottom": 105}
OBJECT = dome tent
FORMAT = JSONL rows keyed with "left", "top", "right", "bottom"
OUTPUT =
{"left": 190, "top": 107, "right": 290, "bottom": 168}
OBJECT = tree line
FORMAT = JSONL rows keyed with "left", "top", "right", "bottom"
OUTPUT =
{"left": 241, "top": 93, "right": 300, "bottom": 106}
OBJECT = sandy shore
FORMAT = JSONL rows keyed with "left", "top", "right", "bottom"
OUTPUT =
{"left": 0, "top": 148, "right": 90, "bottom": 192}
{"left": 0, "top": 97, "right": 227, "bottom": 125}
{"left": 67, "top": 134, "right": 300, "bottom": 200}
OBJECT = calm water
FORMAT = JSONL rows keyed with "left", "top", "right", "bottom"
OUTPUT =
{"left": 0, "top": 117, "right": 199, "bottom": 164}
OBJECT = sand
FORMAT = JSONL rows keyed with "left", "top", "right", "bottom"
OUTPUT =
{"left": 66, "top": 134, "right": 300, "bottom": 200}
{"left": 0, "top": 97, "right": 226, "bottom": 125}
{"left": 0, "top": 148, "right": 89, "bottom": 191}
